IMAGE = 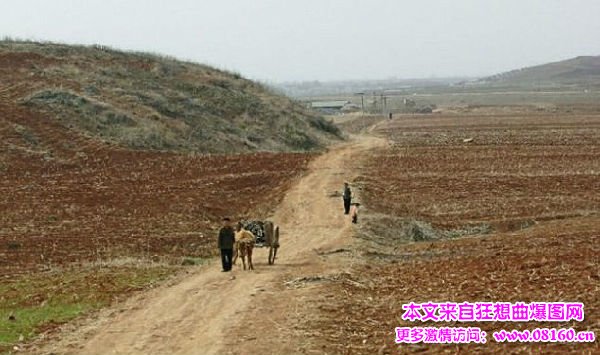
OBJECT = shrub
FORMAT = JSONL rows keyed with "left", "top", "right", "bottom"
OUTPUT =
{"left": 307, "top": 115, "right": 341, "bottom": 136}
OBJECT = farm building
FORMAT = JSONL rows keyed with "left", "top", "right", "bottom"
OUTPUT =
{"left": 310, "top": 100, "right": 354, "bottom": 114}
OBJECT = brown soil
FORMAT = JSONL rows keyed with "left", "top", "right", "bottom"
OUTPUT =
{"left": 302, "top": 113, "right": 600, "bottom": 354}
{"left": 29, "top": 134, "right": 386, "bottom": 355}
{"left": 1, "top": 97, "right": 315, "bottom": 278}
{"left": 17, "top": 111, "right": 600, "bottom": 355}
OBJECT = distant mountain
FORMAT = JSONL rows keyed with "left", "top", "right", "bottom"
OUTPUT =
{"left": 479, "top": 56, "right": 600, "bottom": 87}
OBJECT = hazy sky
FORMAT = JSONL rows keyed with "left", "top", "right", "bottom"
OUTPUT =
{"left": 1, "top": 0, "right": 599, "bottom": 82}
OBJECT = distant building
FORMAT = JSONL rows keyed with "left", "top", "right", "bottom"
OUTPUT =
{"left": 310, "top": 100, "right": 351, "bottom": 114}
{"left": 311, "top": 100, "right": 350, "bottom": 109}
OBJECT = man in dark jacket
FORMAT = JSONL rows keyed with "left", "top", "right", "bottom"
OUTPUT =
{"left": 343, "top": 182, "right": 352, "bottom": 215}
{"left": 218, "top": 217, "right": 235, "bottom": 272}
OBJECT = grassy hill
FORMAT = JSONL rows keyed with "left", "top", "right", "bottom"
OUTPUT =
{"left": 479, "top": 55, "right": 600, "bottom": 88}
{"left": 0, "top": 40, "right": 341, "bottom": 153}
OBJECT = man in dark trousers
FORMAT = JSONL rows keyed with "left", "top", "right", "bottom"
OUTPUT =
{"left": 218, "top": 217, "right": 235, "bottom": 272}
{"left": 343, "top": 182, "right": 352, "bottom": 215}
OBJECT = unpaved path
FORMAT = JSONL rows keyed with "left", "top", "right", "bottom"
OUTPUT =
{"left": 35, "top": 134, "right": 386, "bottom": 355}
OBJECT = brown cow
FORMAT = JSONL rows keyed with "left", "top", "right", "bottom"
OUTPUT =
{"left": 233, "top": 222, "right": 255, "bottom": 270}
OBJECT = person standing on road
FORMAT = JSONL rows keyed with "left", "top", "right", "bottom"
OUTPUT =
{"left": 343, "top": 182, "right": 352, "bottom": 215}
{"left": 218, "top": 217, "right": 235, "bottom": 272}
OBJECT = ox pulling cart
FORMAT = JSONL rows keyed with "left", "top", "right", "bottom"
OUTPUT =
{"left": 242, "top": 220, "right": 280, "bottom": 265}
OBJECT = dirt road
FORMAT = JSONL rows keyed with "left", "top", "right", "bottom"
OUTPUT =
{"left": 35, "top": 134, "right": 386, "bottom": 355}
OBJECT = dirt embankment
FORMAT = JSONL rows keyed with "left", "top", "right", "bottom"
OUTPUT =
{"left": 1, "top": 40, "right": 341, "bottom": 153}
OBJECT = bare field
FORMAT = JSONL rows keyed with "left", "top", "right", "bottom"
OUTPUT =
{"left": 309, "top": 217, "right": 599, "bottom": 354}
{"left": 303, "top": 111, "right": 600, "bottom": 354}
{"left": 2, "top": 91, "right": 600, "bottom": 354}
{"left": 0, "top": 103, "right": 314, "bottom": 277}
{"left": 362, "top": 113, "right": 600, "bottom": 229}
{"left": 0, "top": 100, "right": 314, "bottom": 351}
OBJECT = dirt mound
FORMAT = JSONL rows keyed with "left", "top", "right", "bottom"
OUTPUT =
{"left": 0, "top": 40, "right": 342, "bottom": 153}
{"left": 357, "top": 214, "right": 439, "bottom": 245}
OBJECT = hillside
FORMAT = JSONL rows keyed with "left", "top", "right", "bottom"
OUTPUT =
{"left": 0, "top": 40, "right": 341, "bottom": 153}
{"left": 479, "top": 55, "right": 600, "bottom": 87}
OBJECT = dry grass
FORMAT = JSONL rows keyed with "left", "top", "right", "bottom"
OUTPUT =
{"left": 1, "top": 40, "right": 341, "bottom": 153}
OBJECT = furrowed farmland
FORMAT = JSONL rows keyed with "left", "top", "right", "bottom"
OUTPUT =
{"left": 298, "top": 111, "right": 600, "bottom": 354}
{"left": 364, "top": 113, "right": 600, "bottom": 230}
{"left": 0, "top": 114, "right": 314, "bottom": 278}
{"left": 0, "top": 100, "right": 315, "bottom": 352}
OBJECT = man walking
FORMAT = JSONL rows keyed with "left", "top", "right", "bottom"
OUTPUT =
{"left": 218, "top": 217, "right": 235, "bottom": 272}
{"left": 343, "top": 182, "right": 352, "bottom": 215}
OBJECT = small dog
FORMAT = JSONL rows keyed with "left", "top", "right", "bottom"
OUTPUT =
{"left": 350, "top": 203, "right": 360, "bottom": 224}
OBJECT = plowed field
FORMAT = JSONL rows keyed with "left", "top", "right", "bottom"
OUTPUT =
{"left": 303, "top": 112, "right": 600, "bottom": 354}
{"left": 0, "top": 100, "right": 314, "bottom": 278}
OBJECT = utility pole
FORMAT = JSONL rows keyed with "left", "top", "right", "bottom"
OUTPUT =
{"left": 355, "top": 92, "right": 365, "bottom": 115}
{"left": 383, "top": 95, "right": 387, "bottom": 115}
{"left": 373, "top": 91, "right": 376, "bottom": 112}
